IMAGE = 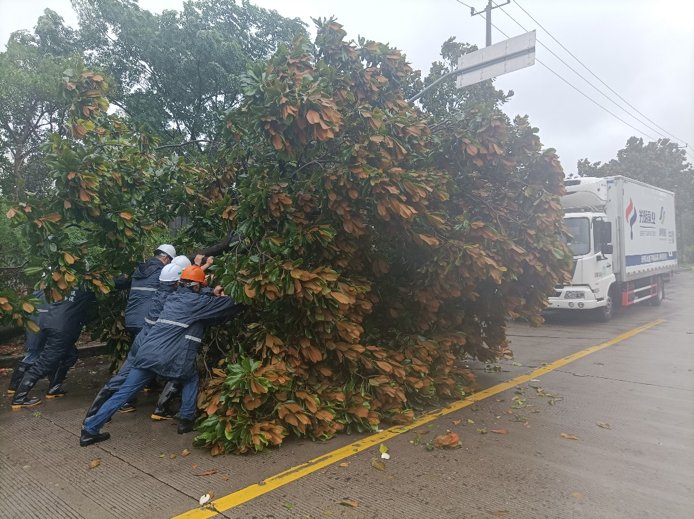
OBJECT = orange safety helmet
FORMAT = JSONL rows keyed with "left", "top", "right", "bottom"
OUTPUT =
{"left": 179, "top": 265, "right": 207, "bottom": 286}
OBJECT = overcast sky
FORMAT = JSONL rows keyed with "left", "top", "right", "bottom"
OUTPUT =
{"left": 1, "top": 0, "right": 692, "bottom": 173}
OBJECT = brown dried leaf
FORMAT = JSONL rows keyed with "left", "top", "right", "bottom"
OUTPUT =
{"left": 560, "top": 433, "right": 579, "bottom": 440}
{"left": 490, "top": 428, "right": 508, "bottom": 435}
{"left": 433, "top": 431, "right": 461, "bottom": 449}
{"left": 88, "top": 458, "right": 101, "bottom": 469}
{"left": 339, "top": 499, "right": 359, "bottom": 508}
{"left": 370, "top": 458, "right": 385, "bottom": 471}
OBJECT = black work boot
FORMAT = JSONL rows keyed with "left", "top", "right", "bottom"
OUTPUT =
{"left": 46, "top": 386, "right": 67, "bottom": 399}
{"left": 11, "top": 374, "right": 41, "bottom": 410}
{"left": 177, "top": 418, "right": 195, "bottom": 434}
{"left": 46, "top": 365, "right": 70, "bottom": 399}
{"left": 83, "top": 387, "right": 116, "bottom": 422}
{"left": 79, "top": 429, "right": 111, "bottom": 447}
{"left": 7, "top": 361, "right": 31, "bottom": 395}
{"left": 151, "top": 381, "right": 180, "bottom": 421}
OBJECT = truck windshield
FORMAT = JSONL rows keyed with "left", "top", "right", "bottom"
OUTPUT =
{"left": 564, "top": 217, "right": 591, "bottom": 256}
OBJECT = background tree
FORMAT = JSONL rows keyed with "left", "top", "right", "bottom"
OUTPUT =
{"left": 577, "top": 137, "right": 694, "bottom": 261}
{"left": 0, "top": 10, "right": 80, "bottom": 200}
{"left": 73, "top": 0, "right": 307, "bottom": 147}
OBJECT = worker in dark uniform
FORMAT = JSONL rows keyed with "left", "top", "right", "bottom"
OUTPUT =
{"left": 80, "top": 265, "right": 240, "bottom": 446}
{"left": 6, "top": 291, "right": 48, "bottom": 395}
{"left": 116, "top": 244, "right": 176, "bottom": 340}
{"left": 11, "top": 287, "right": 96, "bottom": 409}
{"left": 114, "top": 244, "right": 176, "bottom": 411}
{"left": 149, "top": 254, "right": 215, "bottom": 421}
{"left": 82, "top": 262, "right": 184, "bottom": 422}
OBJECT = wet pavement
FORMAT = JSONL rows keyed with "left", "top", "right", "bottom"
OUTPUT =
{"left": 1, "top": 271, "right": 692, "bottom": 518}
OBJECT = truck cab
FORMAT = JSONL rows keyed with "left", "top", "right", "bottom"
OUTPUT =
{"left": 548, "top": 177, "right": 617, "bottom": 320}
{"left": 550, "top": 210, "right": 616, "bottom": 320}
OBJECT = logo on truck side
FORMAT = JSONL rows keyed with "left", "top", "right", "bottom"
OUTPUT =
{"left": 625, "top": 198, "right": 637, "bottom": 239}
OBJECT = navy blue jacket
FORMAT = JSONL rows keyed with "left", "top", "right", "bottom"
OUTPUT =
{"left": 123, "top": 257, "right": 165, "bottom": 329}
{"left": 128, "top": 281, "right": 177, "bottom": 359}
{"left": 133, "top": 287, "right": 240, "bottom": 380}
{"left": 43, "top": 288, "right": 96, "bottom": 341}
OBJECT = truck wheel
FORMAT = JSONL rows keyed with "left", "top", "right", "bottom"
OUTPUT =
{"left": 596, "top": 294, "right": 613, "bottom": 322}
{"left": 650, "top": 279, "right": 664, "bottom": 306}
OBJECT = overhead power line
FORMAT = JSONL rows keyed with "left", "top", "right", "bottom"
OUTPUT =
{"left": 512, "top": 0, "right": 690, "bottom": 148}
{"left": 466, "top": 8, "right": 660, "bottom": 142}
{"left": 489, "top": 1, "right": 669, "bottom": 143}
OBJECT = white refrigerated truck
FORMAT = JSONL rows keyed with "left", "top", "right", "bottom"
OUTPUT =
{"left": 548, "top": 175, "right": 677, "bottom": 321}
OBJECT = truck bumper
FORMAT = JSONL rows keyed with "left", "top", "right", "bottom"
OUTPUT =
{"left": 548, "top": 287, "right": 604, "bottom": 310}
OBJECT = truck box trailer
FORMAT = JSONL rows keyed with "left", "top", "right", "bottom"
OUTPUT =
{"left": 548, "top": 175, "right": 677, "bottom": 321}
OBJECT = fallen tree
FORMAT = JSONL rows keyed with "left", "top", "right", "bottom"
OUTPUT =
{"left": 3, "top": 19, "right": 570, "bottom": 454}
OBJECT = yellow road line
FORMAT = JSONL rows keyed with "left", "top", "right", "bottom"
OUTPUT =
{"left": 173, "top": 319, "right": 664, "bottom": 519}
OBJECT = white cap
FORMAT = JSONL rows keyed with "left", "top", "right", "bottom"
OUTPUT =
{"left": 172, "top": 255, "right": 192, "bottom": 269}
{"left": 159, "top": 264, "right": 183, "bottom": 282}
{"left": 156, "top": 244, "right": 176, "bottom": 259}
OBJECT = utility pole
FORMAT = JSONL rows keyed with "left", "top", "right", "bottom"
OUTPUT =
{"left": 471, "top": 0, "right": 511, "bottom": 47}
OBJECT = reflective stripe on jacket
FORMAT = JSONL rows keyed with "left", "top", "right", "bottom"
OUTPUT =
{"left": 133, "top": 287, "right": 240, "bottom": 380}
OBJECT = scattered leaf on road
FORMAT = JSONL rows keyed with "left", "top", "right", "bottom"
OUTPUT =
{"left": 560, "top": 433, "right": 579, "bottom": 440}
{"left": 433, "top": 431, "right": 461, "bottom": 448}
{"left": 283, "top": 502, "right": 295, "bottom": 510}
{"left": 451, "top": 419, "right": 462, "bottom": 426}
{"left": 339, "top": 499, "right": 359, "bottom": 508}
{"left": 477, "top": 428, "right": 488, "bottom": 435}
{"left": 596, "top": 422, "right": 611, "bottom": 429}
{"left": 467, "top": 418, "right": 475, "bottom": 424}
{"left": 181, "top": 448, "right": 191, "bottom": 457}
{"left": 571, "top": 491, "right": 584, "bottom": 500}
{"left": 169, "top": 453, "right": 177, "bottom": 459}
{"left": 379, "top": 443, "right": 389, "bottom": 455}
{"left": 88, "top": 458, "right": 101, "bottom": 469}
{"left": 491, "top": 428, "right": 508, "bottom": 435}
{"left": 195, "top": 469, "right": 218, "bottom": 477}
{"left": 199, "top": 493, "right": 212, "bottom": 506}
{"left": 371, "top": 458, "right": 386, "bottom": 471}
{"left": 339, "top": 462, "right": 350, "bottom": 468}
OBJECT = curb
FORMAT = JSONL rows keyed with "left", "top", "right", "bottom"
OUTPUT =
{"left": 0, "top": 342, "right": 109, "bottom": 369}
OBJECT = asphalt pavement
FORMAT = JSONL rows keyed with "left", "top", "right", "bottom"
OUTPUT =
{"left": 1, "top": 270, "right": 692, "bottom": 519}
